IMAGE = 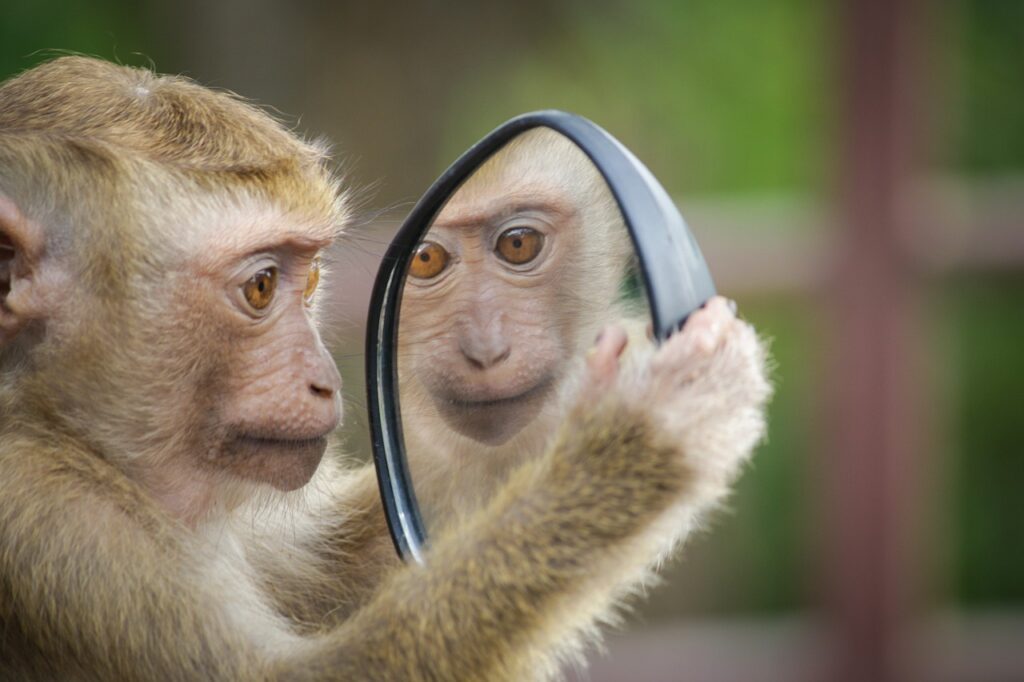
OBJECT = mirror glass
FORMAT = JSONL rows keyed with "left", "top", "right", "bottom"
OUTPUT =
{"left": 395, "top": 128, "right": 653, "bottom": 536}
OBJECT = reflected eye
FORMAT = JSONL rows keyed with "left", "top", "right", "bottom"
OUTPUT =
{"left": 303, "top": 257, "right": 321, "bottom": 305}
{"left": 495, "top": 227, "right": 544, "bottom": 265}
{"left": 409, "top": 241, "right": 450, "bottom": 279}
{"left": 242, "top": 267, "right": 277, "bottom": 311}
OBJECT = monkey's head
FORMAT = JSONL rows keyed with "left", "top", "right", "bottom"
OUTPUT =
{"left": 398, "top": 129, "right": 632, "bottom": 446}
{"left": 0, "top": 57, "right": 348, "bottom": 502}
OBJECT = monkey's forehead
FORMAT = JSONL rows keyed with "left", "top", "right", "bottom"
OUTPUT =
{"left": 151, "top": 196, "right": 339, "bottom": 269}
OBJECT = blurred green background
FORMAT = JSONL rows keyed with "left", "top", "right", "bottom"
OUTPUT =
{"left": 2, "top": 0, "right": 1021, "bottom": 674}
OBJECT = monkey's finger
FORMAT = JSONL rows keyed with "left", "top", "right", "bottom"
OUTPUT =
{"left": 586, "top": 324, "right": 628, "bottom": 385}
{"left": 678, "top": 297, "right": 734, "bottom": 354}
{"left": 703, "top": 296, "right": 736, "bottom": 320}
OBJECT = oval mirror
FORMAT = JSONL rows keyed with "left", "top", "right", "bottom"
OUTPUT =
{"left": 366, "top": 111, "right": 715, "bottom": 562}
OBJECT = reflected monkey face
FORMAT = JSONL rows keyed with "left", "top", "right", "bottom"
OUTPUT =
{"left": 399, "top": 185, "right": 582, "bottom": 445}
{"left": 397, "top": 128, "right": 633, "bottom": 447}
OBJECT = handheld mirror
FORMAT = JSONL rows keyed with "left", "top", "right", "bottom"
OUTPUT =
{"left": 366, "top": 111, "right": 715, "bottom": 562}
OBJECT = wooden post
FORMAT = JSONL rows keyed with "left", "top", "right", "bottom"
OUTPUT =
{"left": 825, "top": 0, "right": 924, "bottom": 680}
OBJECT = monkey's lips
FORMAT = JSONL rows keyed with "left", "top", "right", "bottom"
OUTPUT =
{"left": 224, "top": 432, "right": 330, "bottom": 491}
{"left": 433, "top": 375, "right": 556, "bottom": 446}
{"left": 445, "top": 377, "right": 552, "bottom": 408}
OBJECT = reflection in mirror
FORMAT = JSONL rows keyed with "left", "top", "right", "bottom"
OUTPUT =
{"left": 396, "top": 128, "right": 652, "bottom": 535}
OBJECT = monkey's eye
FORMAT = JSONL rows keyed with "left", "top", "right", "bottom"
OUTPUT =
{"left": 242, "top": 267, "right": 278, "bottom": 311}
{"left": 495, "top": 227, "right": 544, "bottom": 265}
{"left": 409, "top": 241, "right": 450, "bottom": 279}
{"left": 303, "top": 257, "right": 321, "bottom": 305}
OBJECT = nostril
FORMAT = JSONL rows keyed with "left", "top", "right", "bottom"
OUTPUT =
{"left": 309, "top": 383, "right": 333, "bottom": 399}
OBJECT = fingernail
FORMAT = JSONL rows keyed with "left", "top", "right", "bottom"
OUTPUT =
{"left": 595, "top": 330, "right": 605, "bottom": 344}
{"left": 727, "top": 299, "right": 738, "bottom": 314}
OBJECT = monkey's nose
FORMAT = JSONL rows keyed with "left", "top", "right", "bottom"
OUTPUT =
{"left": 309, "top": 381, "right": 335, "bottom": 399}
{"left": 460, "top": 338, "right": 511, "bottom": 370}
{"left": 308, "top": 350, "right": 342, "bottom": 399}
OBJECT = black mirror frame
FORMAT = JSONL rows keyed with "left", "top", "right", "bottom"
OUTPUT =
{"left": 365, "top": 110, "right": 716, "bottom": 563}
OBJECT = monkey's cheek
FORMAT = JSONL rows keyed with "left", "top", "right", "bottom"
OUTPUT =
{"left": 221, "top": 435, "right": 328, "bottom": 491}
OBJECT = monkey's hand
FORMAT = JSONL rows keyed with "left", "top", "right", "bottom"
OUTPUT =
{"left": 588, "top": 295, "right": 772, "bottom": 507}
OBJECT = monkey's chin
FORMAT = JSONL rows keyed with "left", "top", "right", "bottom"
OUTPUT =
{"left": 222, "top": 434, "right": 328, "bottom": 491}
{"left": 435, "top": 378, "right": 554, "bottom": 447}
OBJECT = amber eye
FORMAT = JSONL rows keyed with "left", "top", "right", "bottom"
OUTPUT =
{"left": 409, "top": 241, "right": 450, "bottom": 279}
{"left": 495, "top": 227, "right": 544, "bottom": 265}
{"left": 242, "top": 267, "right": 278, "bottom": 311}
{"left": 303, "top": 257, "right": 321, "bottom": 305}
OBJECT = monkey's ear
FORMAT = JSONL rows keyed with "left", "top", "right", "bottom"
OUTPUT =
{"left": 0, "top": 194, "right": 46, "bottom": 343}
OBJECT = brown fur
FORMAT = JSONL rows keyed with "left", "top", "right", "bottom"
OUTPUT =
{"left": 0, "top": 57, "right": 771, "bottom": 681}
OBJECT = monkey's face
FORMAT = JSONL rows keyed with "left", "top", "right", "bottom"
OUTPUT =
{"left": 395, "top": 131, "right": 634, "bottom": 451}
{"left": 178, "top": 207, "right": 342, "bottom": 491}
{"left": 43, "top": 201, "right": 344, "bottom": 497}
{"left": 398, "top": 188, "right": 582, "bottom": 446}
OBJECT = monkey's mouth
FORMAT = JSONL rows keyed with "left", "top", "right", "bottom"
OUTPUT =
{"left": 446, "top": 375, "right": 554, "bottom": 408}
{"left": 223, "top": 433, "right": 329, "bottom": 491}
{"left": 235, "top": 434, "right": 329, "bottom": 451}
{"left": 434, "top": 375, "right": 556, "bottom": 446}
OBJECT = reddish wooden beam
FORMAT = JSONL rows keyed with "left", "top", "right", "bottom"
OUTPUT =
{"left": 823, "top": 0, "right": 925, "bottom": 680}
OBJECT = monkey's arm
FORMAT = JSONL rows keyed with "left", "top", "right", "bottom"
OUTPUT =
{"left": 294, "top": 399, "right": 682, "bottom": 681}
{"left": 0, "top": 437, "right": 269, "bottom": 680}
{"left": 297, "top": 300, "right": 770, "bottom": 681}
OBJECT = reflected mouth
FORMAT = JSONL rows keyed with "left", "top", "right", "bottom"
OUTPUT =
{"left": 431, "top": 375, "right": 556, "bottom": 446}
{"left": 444, "top": 375, "right": 555, "bottom": 409}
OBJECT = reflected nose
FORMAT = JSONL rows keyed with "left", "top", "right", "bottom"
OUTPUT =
{"left": 460, "top": 332, "right": 511, "bottom": 370}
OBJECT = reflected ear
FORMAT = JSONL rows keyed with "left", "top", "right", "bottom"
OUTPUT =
{"left": 0, "top": 194, "right": 44, "bottom": 343}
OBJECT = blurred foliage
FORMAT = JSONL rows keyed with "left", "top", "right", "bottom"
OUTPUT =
{"left": 437, "top": 0, "right": 829, "bottom": 197}
{"left": 948, "top": 0, "right": 1024, "bottom": 174}
{"left": 936, "top": 276, "right": 1024, "bottom": 607}
{"left": 0, "top": 0, "right": 148, "bottom": 78}
{"left": 1, "top": 0, "right": 1022, "bottom": 616}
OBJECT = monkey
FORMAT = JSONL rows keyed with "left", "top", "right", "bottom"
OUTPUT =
{"left": 0, "top": 56, "right": 770, "bottom": 681}
{"left": 397, "top": 128, "right": 652, "bottom": 523}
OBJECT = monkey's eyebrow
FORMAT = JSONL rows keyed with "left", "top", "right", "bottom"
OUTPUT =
{"left": 195, "top": 232, "right": 333, "bottom": 274}
{"left": 268, "top": 232, "right": 334, "bottom": 251}
{"left": 273, "top": 220, "right": 338, "bottom": 246}
{"left": 236, "top": 222, "right": 336, "bottom": 253}
{"left": 434, "top": 193, "right": 576, "bottom": 230}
